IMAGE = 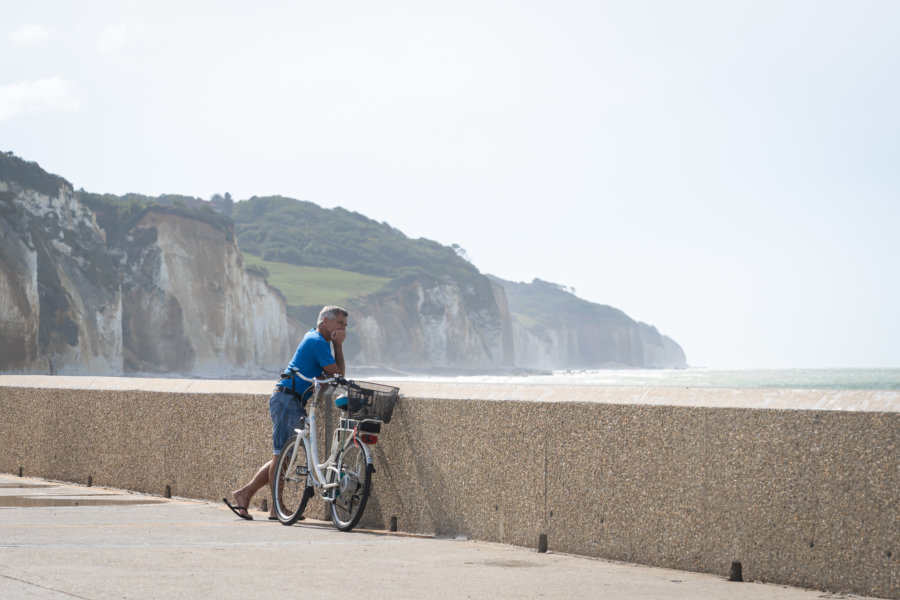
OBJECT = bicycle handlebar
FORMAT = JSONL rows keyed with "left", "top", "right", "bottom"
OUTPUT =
{"left": 284, "top": 368, "right": 356, "bottom": 389}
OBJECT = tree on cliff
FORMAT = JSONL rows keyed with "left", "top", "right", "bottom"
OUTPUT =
{"left": 210, "top": 193, "right": 234, "bottom": 216}
{"left": 230, "top": 196, "right": 480, "bottom": 284}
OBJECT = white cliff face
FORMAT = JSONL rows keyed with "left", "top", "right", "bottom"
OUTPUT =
{"left": 0, "top": 171, "right": 300, "bottom": 376}
{"left": 506, "top": 318, "right": 687, "bottom": 371}
{"left": 124, "top": 212, "right": 298, "bottom": 377}
{"left": 0, "top": 182, "right": 40, "bottom": 369}
{"left": 351, "top": 278, "right": 506, "bottom": 370}
{"left": 36, "top": 186, "right": 123, "bottom": 374}
{"left": 17, "top": 183, "right": 95, "bottom": 230}
{"left": 510, "top": 325, "right": 568, "bottom": 370}
{"left": 418, "top": 282, "right": 493, "bottom": 365}
{"left": 0, "top": 239, "right": 39, "bottom": 364}
{"left": 0, "top": 180, "right": 123, "bottom": 374}
{"left": 1, "top": 157, "right": 686, "bottom": 375}
{"left": 229, "top": 260, "right": 297, "bottom": 374}
{"left": 351, "top": 276, "right": 687, "bottom": 372}
{"left": 490, "top": 276, "right": 688, "bottom": 371}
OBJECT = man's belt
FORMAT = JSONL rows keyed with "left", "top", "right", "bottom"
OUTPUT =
{"left": 275, "top": 384, "right": 305, "bottom": 402}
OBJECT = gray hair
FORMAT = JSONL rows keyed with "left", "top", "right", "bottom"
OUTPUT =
{"left": 317, "top": 305, "right": 348, "bottom": 326}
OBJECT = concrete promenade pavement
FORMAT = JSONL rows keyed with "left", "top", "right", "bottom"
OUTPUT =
{"left": 0, "top": 475, "right": 875, "bottom": 600}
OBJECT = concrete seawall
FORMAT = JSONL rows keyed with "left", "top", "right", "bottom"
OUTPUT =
{"left": 1, "top": 376, "right": 897, "bottom": 598}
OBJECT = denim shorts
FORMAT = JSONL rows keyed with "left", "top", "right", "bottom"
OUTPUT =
{"left": 269, "top": 390, "right": 306, "bottom": 455}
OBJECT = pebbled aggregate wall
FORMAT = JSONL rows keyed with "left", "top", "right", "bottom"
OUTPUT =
{"left": 1, "top": 376, "right": 897, "bottom": 598}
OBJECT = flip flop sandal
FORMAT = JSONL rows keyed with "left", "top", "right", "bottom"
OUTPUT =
{"left": 222, "top": 498, "right": 253, "bottom": 520}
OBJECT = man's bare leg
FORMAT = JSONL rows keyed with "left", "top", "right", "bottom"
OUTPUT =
{"left": 267, "top": 457, "right": 278, "bottom": 517}
{"left": 231, "top": 458, "right": 275, "bottom": 519}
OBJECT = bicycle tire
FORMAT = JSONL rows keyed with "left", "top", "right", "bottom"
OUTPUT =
{"left": 272, "top": 435, "right": 312, "bottom": 525}
{"left": 328, "top": 442, "right": 372, "bottom": 531}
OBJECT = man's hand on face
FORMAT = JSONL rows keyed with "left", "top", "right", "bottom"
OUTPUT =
{"left": 321, "top": 313, "right": 348, "bottom": 345}
{"left": 331, "top": 327, "right": 347, "bottom": 345}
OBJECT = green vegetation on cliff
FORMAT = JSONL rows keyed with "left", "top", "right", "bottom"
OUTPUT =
{"left": 67, "top": 190, "right": 487, "bottom": 315}
{"left": 241, "top": 253, "right": 391, "bottom": 306}
{"left": 0, "top": 152, "right": 71, "bottom": 198}
{"left": 79, "top": 192, "right": 235, "bottom": 245}
{"left": 233, "top": 196, "right": 505, "bottom": 328}
{"left": 232, "top": 196, "right": 477, "bottom": 283}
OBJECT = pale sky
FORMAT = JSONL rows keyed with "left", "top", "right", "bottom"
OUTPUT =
{"left": 2, "top": 1, "right": 899, "bottom": 369}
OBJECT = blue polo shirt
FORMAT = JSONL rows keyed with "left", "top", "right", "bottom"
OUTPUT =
{"left": 282, "top": 328, "right": 335, "bottom": 392}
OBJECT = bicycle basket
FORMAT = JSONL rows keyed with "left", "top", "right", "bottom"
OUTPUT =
{"left": 344, "top": 381, "right": 399, "bottom": 423}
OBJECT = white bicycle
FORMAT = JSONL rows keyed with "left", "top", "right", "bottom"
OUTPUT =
{"left": 271, "top": 370, "right": 399, "bottom": 532}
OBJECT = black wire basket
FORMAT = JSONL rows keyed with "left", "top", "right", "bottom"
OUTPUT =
{"left": 345, "top": 381, "right": 400, "bottom": 423}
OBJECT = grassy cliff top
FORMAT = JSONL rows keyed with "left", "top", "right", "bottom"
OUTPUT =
{"left": 241, "top": 253, "right": 391, "bottom": 306}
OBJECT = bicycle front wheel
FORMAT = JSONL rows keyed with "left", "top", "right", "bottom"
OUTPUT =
{"left": 272, "top": 435, "right": 311, "bottom": 525}
{"left": 330, "top": 443, "right": 372, "bottom": 532}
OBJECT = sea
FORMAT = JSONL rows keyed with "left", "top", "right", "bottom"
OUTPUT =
{"left": 381, "top": 368, "right": 900, "bottom": 391}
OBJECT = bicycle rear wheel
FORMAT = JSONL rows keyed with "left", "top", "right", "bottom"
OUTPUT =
{"left": 329, "top": 443, "right": 372, "bottom": 531}
{"left": 272, "top": 435, "right": 312, "bottom": 525}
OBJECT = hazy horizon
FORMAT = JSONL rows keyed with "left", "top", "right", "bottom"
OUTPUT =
{"left": 3, "top": 1, "right": 898, "bottom": 369}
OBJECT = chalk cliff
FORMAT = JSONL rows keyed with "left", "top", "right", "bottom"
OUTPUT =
{"left": 490, "top": 277, "right": 687, "bottom": 370}
{"left": 0, "top": 154, "right": 298, "bottom": 376}
{"left": 116, "top": 211, "right": 299, "bottom": 376}
{"left": 351, "top": 275, "right": 507, "bottom": 370}
{"left": 0, "top": 170, "right": 122, "bottom": 374}
{"left": 506, "top": 319, "right": 686, "bottom": 370}
{"left": 0, "top": 153, "right": 687, "bottom": 375}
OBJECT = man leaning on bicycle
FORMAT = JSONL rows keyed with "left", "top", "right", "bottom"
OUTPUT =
{"left": 224, "top": 305, "right": 348, "bottom": 521}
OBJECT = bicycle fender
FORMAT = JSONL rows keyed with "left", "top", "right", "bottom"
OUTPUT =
{"left": 358, "top": 441, "right": 376, "bottom": 474}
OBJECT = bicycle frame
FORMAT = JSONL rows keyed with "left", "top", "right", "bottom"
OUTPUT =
{"left": 282, "top": 374, "right": 374, "bottom": 502}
